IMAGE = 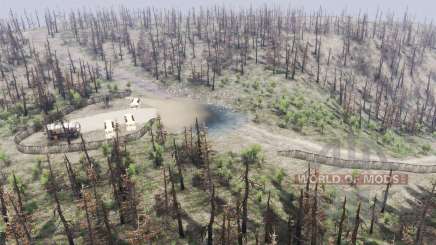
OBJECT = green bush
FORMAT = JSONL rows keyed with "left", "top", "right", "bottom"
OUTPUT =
{"left": 149, "top": 144, "right": 164, "bottom": 167}
{"left": 348, "top": 115, "right": 360, "bottom": 131}
{"left": 290, "top": 94, "right": 305, "bottom": 109}
{"left": 6, "top": 116, "right": 19, "bottom": 134}
{"left": 258, "top": 175, "right": 269, "bottom": 190}
{"left": 394, "top": 140, "right": 410, "bottom": 155}
{"left": 381, "top": 212, "right": 399, "bottom": 226}
{"left": 255, "top": 190, "right": 264, "bottom": 203}
{"left": 31, "top": 158, "right": 43, "bottom": 180}
{"left": 101, "top": 144, "right": 112, "bottom": 157}
{"left": 0, "top": 110, "right": 12, "bottom": 121}
{"left": 127, "top": 163, "right": 138, "bottom": 176}
{"left": 221, "top": 77, "right": 230, "bottom": 85}
{"left": 362, "top": 239, "right": 381, "bottom": 245}
{"left": 285, "top": 111, "right": 307, "bottom": 131}
{"left": 351, "top": 169, "right": 360, "bottom": 185}
{"left": 325, "top": 187, "right": 337, "bottom": 201}
{"left": 40, "top": 170, "right": 51, "bottom": 189}
{"left": 276, "top": 95, "right": 335, "bottom": 133}
{"left": 252, "top": 80, "right": 260, "bottom": 90}
{"left": 275, "top": 96, "right": 291, "bottom": 115}
{"left": 124, "top": 151, "right": 135, "bottom": 166}
{"left": 241, "top": 144, "right": 263, "bottom": 166}
{"left": 24, "top": 200, "right": 38, "bottom": 214}
{"left": 311, "top": 103, "right": 332, "bottom": 132}
{"left": 421, "top": 143, "right": 432, "bottom": 155}
{"left": 8, "top": 175, "right": 26, "bottom": 194}
{"left": 31, "top": 115, "right": 43, "bottom": 129}
{"left": 367, "top": 121, "right": 378, "bottom": 131}
{"left": 381, "top": 131, "right": 411, "bottom": 155}
{"left": 69, "top": 91, "right": 83, "bottom": 107}
{"left": 382, "top": 130, "right": 396, "bottom": 145}
{"left": 104, "top": 199, "right": 116, "bottom": 210}
{"left": 216, "top": 157, "right": 233, "bottom": 182}
{"left": 274, "top": 168, "right": 286, "bottom": 186}
{"left": 0, "top": 150, "right": 10, "bottom": 167}
{"left": 96, "top": 79, "right": 102, "bottom": 89}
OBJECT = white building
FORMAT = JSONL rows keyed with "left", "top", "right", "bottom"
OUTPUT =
{"left": 124, "top": 113, "right": 137, "bottom": 132}
{"left": 104, "top": 120, "right": 116, "bottom": 139}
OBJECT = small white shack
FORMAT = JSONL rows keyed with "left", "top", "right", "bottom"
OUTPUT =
{"left": 104, "top": 120, "right": 116, "bottom": 139}
{"left": 124, "top": 113, "right": 137, "bottom": 131}
{"left": 130, "top": 97, "right": 140, "bottom": 108}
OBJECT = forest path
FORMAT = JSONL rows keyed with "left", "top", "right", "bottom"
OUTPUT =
{"left": 213, "top": 122, "right": 436, "bottom": 168}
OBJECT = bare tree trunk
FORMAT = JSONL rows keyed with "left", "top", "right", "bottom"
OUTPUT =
{"left": 351, "top": 202, "right": 361, "bottom": 245}
{"left": 47, "top": 155, "right": 75, "bottom": 245}
{"left": 173, "top": 139, "right": 185, "bottom": 190}
{"left": 415, "top": 183, "right": 436, "bottom": 245}
{"left": 264, "top": 191, "right": 273, "bottom": 243}
{"left": 207, "top": 185, "right": 215, "bottom": 245}
{"left": 294, "top": 189, "right": 304, "bottom": 245}
{"left": 336, "top": 196, "right": 347, "bottom": 245}
{"left": 242, "top": 158, "right": 249, "bottom": 236}
{"left": 82, "top": 187, "right": 95, "bottom": 245}
{"left": 380, "top": 170, "right": 392, "bottom": 213}
{"left": 169, "top": 167, "right": 184, "bottom": 238}
{"left": 369, "top": 195, "right": 377, "bottom": 234}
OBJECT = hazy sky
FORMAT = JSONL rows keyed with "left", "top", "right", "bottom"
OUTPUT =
{"left": 1, "top": 0, "right": 434, "bottom": 22}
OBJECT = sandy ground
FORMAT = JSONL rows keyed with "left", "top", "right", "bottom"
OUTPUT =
{"left": 70, "top": 108, "right": 156, "bottom": 133}
{"left": 20, "top": 95, "right": 214, "bottom": 144}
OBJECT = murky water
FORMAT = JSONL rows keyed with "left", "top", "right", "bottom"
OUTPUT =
{"left": 140, "top": 97, "right": 247, "bottom": 134}
{"left": 203, "top": 105, "right": 248, "bottom": 135}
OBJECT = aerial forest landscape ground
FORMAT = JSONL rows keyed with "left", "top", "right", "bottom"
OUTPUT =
{"left": 0, "top": 2, "right": 435, "bottom": 244}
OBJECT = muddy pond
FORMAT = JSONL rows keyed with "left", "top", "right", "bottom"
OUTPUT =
{"left": 138, "top": 96, "right": 247, "bottom": 135}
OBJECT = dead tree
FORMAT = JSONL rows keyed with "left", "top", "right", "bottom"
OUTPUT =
{"left": 173, "top": 138, "right": 185, "bottom": 190}
{"left": 47, "top": 155, "right": 75, "bottom": 245}
{"left": 336, "top": 196, "right": 347, "bottom": 245}
{"left": 415, "top": 183, "right": 436, "bottom": 245}
{"left": 107, "top": 157, "right": 124, "bottom": 224}
{"left": 369, "top": 195, "right": 377, "bottom": 234}
{"left": 169, "top": 167, "right": 184, "bottom": 238}
{"left": 380, "top": 170, "right": 392, "bottom": 213}
{"left": 81, "top": 187, "right": 95, "bottom": 245}
{"left": 351, "top": 202, "right": 361, "bottom": 245}
{"left": 293, "top": 189, "right": 304, "bottom": 245}
{"left": 264, "top": 191, "right": 273, "bottom": 243}
{"left": 207, "top": 184, "right": 215, "bottom": 245}
{"left": 0, "top": 175, "right": 8, "bottom": 224}
{"left": 11, "top": 173, "right": 24, "bottom": 214}
{"left": 64, "top": 155, "right": 80, "bottom": 198}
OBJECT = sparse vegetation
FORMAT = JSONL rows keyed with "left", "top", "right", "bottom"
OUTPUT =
{"left": 0, "top": 3, "right": 434, "bottom": 245}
